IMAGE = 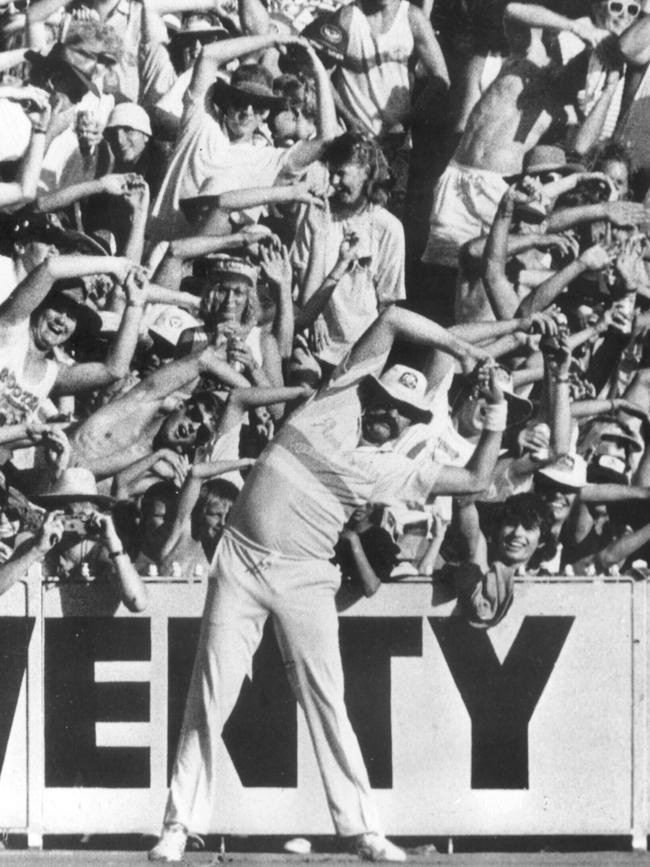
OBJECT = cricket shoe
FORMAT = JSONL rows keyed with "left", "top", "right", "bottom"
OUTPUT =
{"left": 148, "top": 824, "right": 187, "bottom": 862}
{"left": 354, "top": 832, "right": 407, "bottom": 862}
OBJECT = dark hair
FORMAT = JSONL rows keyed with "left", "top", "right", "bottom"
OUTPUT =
{"left": 201, "top": 478, "right": 240, "bottom": 502}
{"left": 322, "top": 132, "right": 392, "bottom": 206}
{"left": 493, "top": 492, "right": 556, "bottom": 564}
{"left": 141, "top": 481, "right": 180, "bottom": 508}
{"left": 590, "top": 139, "right": 634, "bottom": 178}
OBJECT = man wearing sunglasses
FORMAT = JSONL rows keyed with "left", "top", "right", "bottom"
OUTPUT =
{"left": 68, "top": 345, "right": 252, "bottom": 478}
{"left": 149, "top": 32, "right": 332, "bottom": 242}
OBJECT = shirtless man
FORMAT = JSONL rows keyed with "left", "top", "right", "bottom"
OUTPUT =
{"left": 148, "top": 306, "right": 506, "bottom": 864}
{"left": 421, "top": 3, "right": 610, "bottom": 272}
{"left": 69, "top": 346, "right": 249, "bottom": 478}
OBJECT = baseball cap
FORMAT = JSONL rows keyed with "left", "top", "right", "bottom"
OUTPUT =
{"left": 193, "top": 255, "right": 258, "bottom": 288}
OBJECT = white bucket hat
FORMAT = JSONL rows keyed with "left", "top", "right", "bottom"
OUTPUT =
{"left": 105, "top": 102, "right": 152, "bottom": 137}
{"left": 364, "top": 365, "right": 433, "bottom": 424}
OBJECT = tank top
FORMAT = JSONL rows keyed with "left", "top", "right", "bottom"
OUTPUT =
{"left": 337, "top": 1, "right": 414, "bottom": 137}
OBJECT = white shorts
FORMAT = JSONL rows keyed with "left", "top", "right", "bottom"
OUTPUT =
{"left": 422, "top": 160, "right": 507, "bottom": 267}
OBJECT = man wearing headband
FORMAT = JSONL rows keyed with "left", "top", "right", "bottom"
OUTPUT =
{"left": 149, "top": 307, "right": 506, "bottom": 863}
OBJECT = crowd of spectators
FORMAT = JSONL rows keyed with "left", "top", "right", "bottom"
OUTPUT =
{"left": 1, "top": 0, "right": 650, "bottom": 627}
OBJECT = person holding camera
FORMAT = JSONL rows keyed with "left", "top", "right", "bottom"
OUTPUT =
{"left": 31, "top": 466, "right": 147, "bottom": 612}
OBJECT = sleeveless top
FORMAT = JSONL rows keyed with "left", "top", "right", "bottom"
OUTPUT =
{"left": 336, "top": 1, "right": 414, "bottom": 138}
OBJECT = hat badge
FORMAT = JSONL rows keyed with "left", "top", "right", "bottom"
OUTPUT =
{"left": 398, "top": 371, "right": 418, "bottom": 390}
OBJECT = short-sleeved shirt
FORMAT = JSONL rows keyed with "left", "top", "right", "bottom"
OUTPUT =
{"left": 292, "top": 203, "right": 406, "bottom": 364}
{"left": 149, "top": 86, "right": 301, "bottom": 241}
{"left": 228, "top": 353, "right": 442, "bottom": 560}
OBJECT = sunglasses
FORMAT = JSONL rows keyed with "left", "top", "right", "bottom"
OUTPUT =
{"left": 227, "top": 94, "right": 267, "bottom": 114}
{"left": 607, "top": 0, "right": 640, "bottom": 16}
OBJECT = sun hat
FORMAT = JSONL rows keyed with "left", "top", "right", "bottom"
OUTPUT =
{"left": 9, "top": 211, "right": 111, "bottom": 256}
{"left": 364, "top": 365, "right": 433, "bottom": 425}
{"left": 25, "top": 43, "right": 99, "bottom": 101}
{"left": 34, "top": 467, "right": 115, "bottom": 509}
{"left": 535, "top": 454, "right": 587, "bottom": 490}
{"left": 210, "top": 66, "right": 282, "bottom": 111}
{"left": 504, "top": 145, "right": 585, "bottom": 184}
{"left": 168, "top": 13, "right": 229, "bottom": 41}
{"left": 105, "top": 102, "right": 152, "bottom": 137}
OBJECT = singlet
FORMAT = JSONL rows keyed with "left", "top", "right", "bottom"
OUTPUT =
{"left": 336, "top": 1, "right": 414, "bottom": 137}
{"left": 0, "top": 320, "right": 59, "bottom": 426}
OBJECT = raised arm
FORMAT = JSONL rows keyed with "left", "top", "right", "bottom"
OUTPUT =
{"left": 408, "top": 4, "right": 450, "bottom": 87}
{"left": 431, "top": 366, "right": 506, "bottom": 496}
{"left": 0, "top": 105, "right": 49, "bottom": 209}
{"left": 0, "top": 255, "right": 132, "bottom": 326}
{"left": 347, "top": 304, "right": 490, "bottom": 371}
{"left": 160, "top": 457, "right": 252, "bottom": 562}
{"left": 504, "top": 3, "right": 609, "bottom": 45}
{"left": 0, "top": 512, "right": 64, "bottom": 597}
{"left": 482, "top": 190, "right": 521, "bottom": 320}
{"left": 189, "top": 33, "right": 289, "bottom": 100}
{"left": 619, "top": 11, "right": 650, "bottom": 66}
{"left": 53, "top": 267, "right": 147, "bottom": 395}
{"left": 572, "top": 70, "right": 622, "bottom": 157}
{"left": 515, "top": 245, "right": 611, "bottom": 318}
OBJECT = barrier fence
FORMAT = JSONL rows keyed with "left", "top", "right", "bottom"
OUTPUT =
{"left": 0, "top": 570, "right": 648, "bottom": 848}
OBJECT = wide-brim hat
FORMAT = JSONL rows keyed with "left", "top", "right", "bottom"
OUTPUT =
{"left": 34, "top": 467, "right": 114, "bottom": 508}
{"left": 364, "top": 364, "right": 433, "bottom": 425}
{"left": 44, "top": 281, "right": 103, "bottom": 336}
{"left": 25, "top": 43, "right": 99, "bottom": 100}
{"left": 210, "top": 76, "right": 282, "bottom": 111}
{"left": 535, "top": 454, "right": 587, "bottom": 490}
{"left": 169, "top": 15, "right": 230, "bottom": 41}
{"left": 10, "top": 211, "right": 110, "bottom": 256}
{"left": 504, "top": 145, "right": 585, "bottom": 185}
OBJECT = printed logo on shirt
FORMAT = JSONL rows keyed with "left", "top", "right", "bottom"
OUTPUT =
{"left": 0, "top": 368, "right": 40, "bottom": 426}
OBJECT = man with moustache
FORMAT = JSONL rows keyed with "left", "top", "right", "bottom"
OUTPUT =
{"left": 149, "top": 306, "right": 506, "bottom": 863}
{"left": 292, "top": 132, "right": 405, "bottom": 370}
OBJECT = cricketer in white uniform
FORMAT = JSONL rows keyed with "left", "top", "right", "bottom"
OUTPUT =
{"left": 149, "top": 307, "right": 506, "bottom": 863}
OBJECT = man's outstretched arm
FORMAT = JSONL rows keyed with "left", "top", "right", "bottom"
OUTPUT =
{"left": 347, "top": 306, "right": 490, "bottom": 371}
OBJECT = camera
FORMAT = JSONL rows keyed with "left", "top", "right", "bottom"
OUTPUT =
{"left": 62, "top": 515, "right": 100, "bottom": 537}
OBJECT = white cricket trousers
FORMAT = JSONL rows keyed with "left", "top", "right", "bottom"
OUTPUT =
{"left": 164, "top": 527, "right": 381, "bottom": 837}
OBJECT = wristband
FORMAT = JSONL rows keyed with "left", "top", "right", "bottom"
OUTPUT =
{"left": 553, "top": 375, "right": 570, "bottom": 384}
{"left": 126, "top": 301, "right": 144, "bottom": 308}
{"left": 109, "top": 549, "right": 125, "bottom": 559}
{"left": 483, "top": 401, "right": 508, "bottom": 432}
